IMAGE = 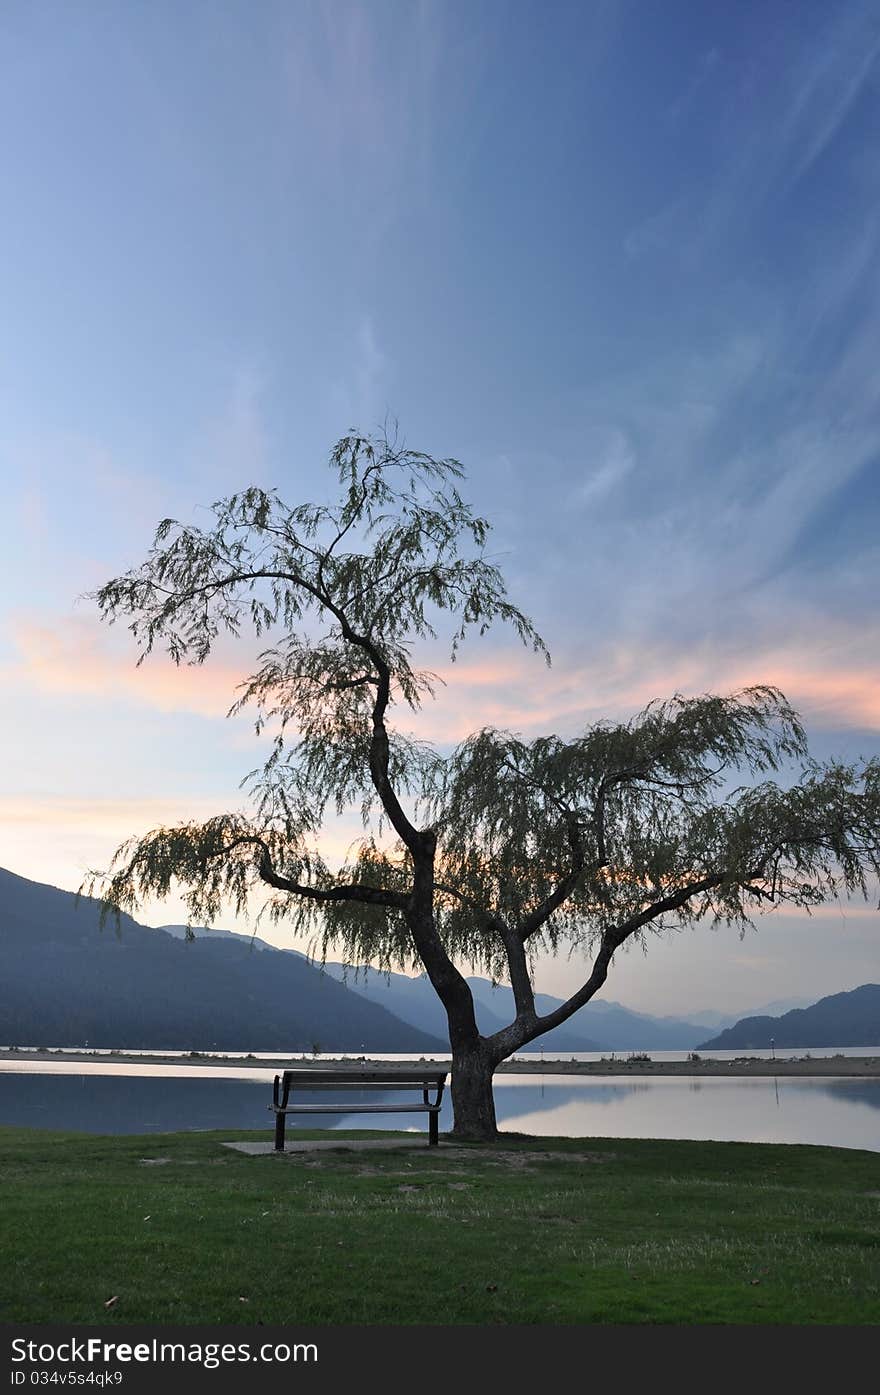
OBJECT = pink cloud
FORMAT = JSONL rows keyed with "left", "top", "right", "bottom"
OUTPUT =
{"left": 407, "top": 632, "right": 880, "bottom": 743}
{"left": 0, "top": 794, "right": 226, "bottom": 829}
{"left": 8, "top": 608, "right": 879, "bottom": 748}
{"left": 0, "top": 794, "right": 365, "bottom": 939}
{"left": 722, "top": 657, "right": 880, "bottom": 731}
{"left": 0, "top": 793, "right": 232, "bottom": 917}
{"left": 762, "top": 900, "right": 879, "bottom": 920}
{"left": 6, "top": 616, "right": 250, "bottom": 719}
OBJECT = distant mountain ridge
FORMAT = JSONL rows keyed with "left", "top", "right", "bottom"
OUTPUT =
{"left": 284, "top": 960, "right": 725, "bottom": 1050}
{"left": 158, "top": 923, "right": 840, "bottom": 1050}
{"left": 697, "top": 985, "right": 880, "bottom": 1049}
{"left": 667, "top": 997, "right": 814, "bottom": 1031}
{"left": 0, "top": 867, "right": 443, "bottom": 1052}
{"left": 160, "top": 938, "right": 606, "bottom": 1049}
{"left": 4, "top": 866, "right": 870, "bottom": 1053}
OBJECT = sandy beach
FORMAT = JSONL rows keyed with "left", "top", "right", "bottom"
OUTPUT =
{"left": 497, "top": 1054, "right": 880, "bottom": 1077}
{"left": 2, "top": 1048, "right": 878, "bottom": 1077}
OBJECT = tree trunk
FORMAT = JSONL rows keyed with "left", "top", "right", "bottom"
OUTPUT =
{"left": 449, "top": 1042, "right": 499, "bottom": 1141}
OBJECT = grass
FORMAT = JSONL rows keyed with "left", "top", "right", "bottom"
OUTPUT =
{"left": 0, "top": 1126, "right": 878, "bottom": 1325}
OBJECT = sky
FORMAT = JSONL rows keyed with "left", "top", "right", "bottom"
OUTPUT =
{"left": 1, "top": 0, "right": 878, "bottom": 1018}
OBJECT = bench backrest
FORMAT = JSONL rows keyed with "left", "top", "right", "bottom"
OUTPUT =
{"left": 278, "top": 1069, "right": 447, "bottom": 1088}
{"left": 273, "top": 1069, "right": 447, "bottom": 1111}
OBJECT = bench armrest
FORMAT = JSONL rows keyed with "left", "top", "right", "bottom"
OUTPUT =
{"left": 273, "top": 1073, "right": 293, "bottom": 1110}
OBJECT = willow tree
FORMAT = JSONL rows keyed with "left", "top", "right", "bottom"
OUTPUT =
{"left": 85, "top": 430, "right": 880, "bottom": 1139}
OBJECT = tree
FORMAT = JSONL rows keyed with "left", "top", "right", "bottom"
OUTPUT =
{"left": 84, "top": 429, "right": 880, "bottom": 1139}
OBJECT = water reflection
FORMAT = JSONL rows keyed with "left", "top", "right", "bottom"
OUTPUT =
{"left": 0, "top": 1074, "right": 280, "bottom": 1134}
{"left": 0, "top": 1070, "right": 877, "bottom": 1152}
{"left": 495, "top": 1075, "right": 880, "bottom": 1152}
{"left": 812, "top": 1078, "right": 880, "bottom": 1111}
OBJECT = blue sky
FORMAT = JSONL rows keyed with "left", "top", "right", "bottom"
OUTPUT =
{"left": 1, "top": 0, "right": 878, "bottom": 1016}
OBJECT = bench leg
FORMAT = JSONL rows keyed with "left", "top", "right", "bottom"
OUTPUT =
{"left": 274, "top": 1111, "right": 286, "bottom": 1153}
{"left": 429, "top": 1111, "right": 438, "bottom": 1147}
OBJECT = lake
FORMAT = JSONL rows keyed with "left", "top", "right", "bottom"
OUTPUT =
{"left": 1, "top": 1048, "right": 878, "bottom": 1151}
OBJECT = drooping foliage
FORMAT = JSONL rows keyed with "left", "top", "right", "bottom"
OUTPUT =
{"left": 85, "top": 430, "right": 545, "bottom": 948}
{"left": 83, "top": 428, "right": 880, "bottom": 1069}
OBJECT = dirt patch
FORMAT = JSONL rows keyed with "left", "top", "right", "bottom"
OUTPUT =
{"left": 439, "top": 1147, "right": 617, "bottom": 1169}
{"left": 282, "top": 1149, "right": 616, "bottom": 1172}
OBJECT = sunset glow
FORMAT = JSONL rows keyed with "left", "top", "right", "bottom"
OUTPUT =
{"left": 1, "top": 0, "right": 878, "bottom": 1015}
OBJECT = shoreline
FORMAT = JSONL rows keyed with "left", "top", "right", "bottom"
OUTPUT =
{"left": 2, "top": 1048, "right": 879, "bottom": 1077}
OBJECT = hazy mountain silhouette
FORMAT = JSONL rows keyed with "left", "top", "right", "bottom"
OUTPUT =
{"left": 160, "top": 925, "right": 780, "bottom": 1050}
{"left": 667, "top": 996, "right": 814, "bottom": 1031}
{"left": 697, "top": 985, "right": 880, "bottom": 1049}
{"left": 22, "top": 876, "right": 870, "bottom": 1049}
{"left": 299, "top": 962, "right": 714, "bottom": 1050}
{"left": 161, "top": 930, "right": 608, "bottom": 1049}
{"left": 0, "top": 867, "right": 443, "bottom": 1051}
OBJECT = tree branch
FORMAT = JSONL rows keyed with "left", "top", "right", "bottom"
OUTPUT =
{"left": 489, "top": 871, "right": 728, "bottom": 1052}
{"left": 519, "top": 806, "right": 600, "bottom": 942}
{"left": 257, "top": 848, "right": 406, "bottom": 909}
{"left": 608, "top": 873, "right": 726, "bottom": 947}
{"left": 155, "top": 553, "right": 423, "bottom": 856}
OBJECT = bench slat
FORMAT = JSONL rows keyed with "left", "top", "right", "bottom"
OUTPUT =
{"left": 271, "top": 1103, "right": 439, "bottom": 1114}
{"left": 276, "top": 1080, "right": 443, "bottom": 1092}
{"left": 278, "top": 1073, "right": 446, "bottom": 1085}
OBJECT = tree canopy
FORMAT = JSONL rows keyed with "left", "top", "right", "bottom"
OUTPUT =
{"left": 84, "top": 429, "right": 880, "bottom": 1138}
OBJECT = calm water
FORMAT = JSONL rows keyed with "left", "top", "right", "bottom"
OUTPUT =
{"left": 0, "top": 1049, "right": 878, "bottom": 1152}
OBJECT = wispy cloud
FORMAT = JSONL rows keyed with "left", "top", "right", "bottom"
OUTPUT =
{"left": 0, "top": 429, "right": 167, "bottom": 585}
{"left": 283, "top": 0, "right": 390, "bottom": 172}
{"left": 409, "top": 620, "right": 880, "bottom": 745}
{"left": 6, "top": 616, "right": 249, "bottom": 720}
{"left": 0, "top": 794, "right": 379, "bottom": 941}
{"left": 779, "top": 10, "right": 880, "bottom": 191}
{"left": 550, "top": 269, "right": 880, "bottom": 672}
{"left": 328, "top": 314, "right": 393, "bottom": 430}
{"left": 0, "top": 793, "right": 233, "bottom": 918}
{"left": 15, "top": 485, "right": 50, "bottom": 545}
{"left": 203, "top": 366, "right": 271, "bottom": 491}
{"left": 0, "top": 794, "right": 228, "bottom": 835}
{"left": 623, "top": 196, "right": 690, "bottom": 262}
{"left": 280, "top": 0, "right": 455, "bottom": 220}
{"left": 664, "top": 46, "right": 720, "bottom": 129}
{"left": 575, "top": 429, "right": 635, "bottom": 506}
{"left": 624, "top": 6, "right": 880, "bottom": 267}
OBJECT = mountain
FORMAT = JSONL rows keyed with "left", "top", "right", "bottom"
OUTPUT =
{"left": 697, "top": 985, "right": 880, "bottom": 1049}
{"left": 120, "top": 906, "right": 862, "bottom": 1052}
{"left": 163, "top": 929, "right": 726, "bottom": 1049}
{"left": 0, "top": 867, "right": 444, "bottom": 1052}
{"left": 160, "top": 923, "right": 274, "bottom": 951}
{"left": 311, "top": 962, "right": 601, "bottom": 1050}
{"left": 741, "top": 995, "right": 816, "bottom": 1020}
{"left": 669, "top": 996, "right": 814, "bottom": 1032}
{"left": 313, "top": 962, "right": 713, "bottom": 1050}
{"left": 464, "top": 982, "right": 713, "bottom": 1050}
{"left": 554, "top": 996, "right": 710, "bottom": 1050}
{"left": 159, "top": 932, "right": 814, "bottom": 1046}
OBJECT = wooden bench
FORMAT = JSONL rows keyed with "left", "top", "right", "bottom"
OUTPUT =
{"left": 269, "top": 1068, "right": 448, "bottom": 1151}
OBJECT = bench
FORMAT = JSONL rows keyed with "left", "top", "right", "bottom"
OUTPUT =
{"left": 269, "top": 1068, "right": 448, "bottom": 1151}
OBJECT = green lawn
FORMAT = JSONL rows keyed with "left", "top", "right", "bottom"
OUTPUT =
{"left": 1, "top": 1127, "right": 878, "bottom": 1324}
